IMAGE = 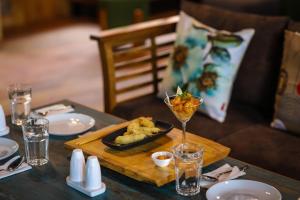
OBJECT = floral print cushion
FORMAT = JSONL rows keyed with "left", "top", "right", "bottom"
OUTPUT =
{"left": 271, "top": 30, "right": 300, "bottom": 134}
{"left": 159, "top": 12, "right": 255, "bottom": 122}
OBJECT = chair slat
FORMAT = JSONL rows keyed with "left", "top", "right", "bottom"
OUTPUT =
{"left": 116, "top": 69, "right": 153, "bottom": 82}
{"left": 115, "top": 51, "right": 170, "bottom": 71}
{"left": 116, "top": 78, "right": 163, "bottom": 94}
{"left": 116, "top": 66, "right": 165, "bottom": 82}
{"left": 116, "top": 58, "right": 151, "bottom": 71}
{"left": 91, "top": 15, "right": 178, "bottom": 113}
{"left": 114, "top": 45, "right": 151, "bottom": 63}
{"left": 116, "top": 85, "right": 154, "bottom": 103}
{"left": 158, "top": 65, "right": 167, "bottom": 71}
{"left": 157, "top": 41, "right": 174, "bottom": 49}
{"left": 150, "top": 37, "right": 159, "bottom": 94}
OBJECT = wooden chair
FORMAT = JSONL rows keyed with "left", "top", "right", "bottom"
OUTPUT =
{"left": 91, "top": 15, "right": 179, "bottom": 113}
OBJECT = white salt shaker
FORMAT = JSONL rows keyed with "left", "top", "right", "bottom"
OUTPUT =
{"left": 0, "top": 104, "right": 9, "bottom": 136}
{"left": 66, "top": 153, "right": 106, "bottom": 197}
{"left": 69, "top": 149, "right": 85, "bottom": 182}
{"left": 85, "top": 156, "right": 102, "bottom": 190}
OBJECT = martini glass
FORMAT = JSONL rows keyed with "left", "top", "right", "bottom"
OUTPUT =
{"left": 164, "top": 95, "right": 203, "bottom": 144}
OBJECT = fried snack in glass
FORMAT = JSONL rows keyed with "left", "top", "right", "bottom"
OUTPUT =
{"left": 165, "top": 93, "right": 203, "bottom": 144}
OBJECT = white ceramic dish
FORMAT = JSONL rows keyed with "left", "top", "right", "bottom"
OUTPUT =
{"left": 0, "top": 138, "right": 19, "bottom": 161}
{"left": 206, "top": 179, "right": 282, "bottom": 200}
{"left": 66, "top": 177, "right": 106, "bottom": 197}
{"left": 46, "top": 113, "right": 95, "bottom": 136}
{"left": 151, "top": 151, "right": 173, "bottom": 167}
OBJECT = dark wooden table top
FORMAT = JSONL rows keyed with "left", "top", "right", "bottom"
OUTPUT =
{"left": 1, "top": 100, "right": 300, "bottom": 200}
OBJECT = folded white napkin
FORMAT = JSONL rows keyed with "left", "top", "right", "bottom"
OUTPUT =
{"left": 35, "top": 104, "right": 74, "bottom": 116}
{"left": 0, "top": 162, "right": 32, "bottom": 179}
{"left": 201, "top": 164, "right": 246, "bottom": 188}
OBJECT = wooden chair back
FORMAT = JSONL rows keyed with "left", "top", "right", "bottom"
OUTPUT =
{"left": 91, "top": 16, "right": 179, "bottom": 113}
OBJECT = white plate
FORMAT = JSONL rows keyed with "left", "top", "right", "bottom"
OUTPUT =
{"left": 0, "top": 138, "right": 19, "bottom": 161}
{"left": 46, "top": 113, "right": 95, "bottom": 136}
{"left": 206, "top": 180, "right": 282, "bottom": 200}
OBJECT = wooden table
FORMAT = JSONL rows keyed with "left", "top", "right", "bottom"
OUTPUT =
{"left": 1, "top": 100, "right": 300, "bottom": 200}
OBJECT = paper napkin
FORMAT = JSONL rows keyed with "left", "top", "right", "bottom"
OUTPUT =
{"left": 0, "top": 163, "right": 32, "bottom": 180}
{"left": 35, "top": 104, "right": 74, "bottom": 116}
{"left": 201, "top": 164, "right": 246, "bottom": 188}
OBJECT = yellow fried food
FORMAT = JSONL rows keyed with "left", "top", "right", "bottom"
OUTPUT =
{"left": 115, "top": 134, "right": 146, "bottom": 145}
{"left": 127, "top": 121, "right": 140, "bottom": 133}
{"left": 114, "top": 117, "right": 160, "bottom": 144}
{"left": 134, "top": 127, "right": 160, "bottom": 136}
{"left": 123, "top": 131, "right": 131, "bottom": 136}
{"left": 138, "top": 117, "right": 155, "bottom": 128}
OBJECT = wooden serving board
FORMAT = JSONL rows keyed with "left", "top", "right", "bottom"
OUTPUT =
{"left": 65, "top": 128, "right": 230, "bottom": 187}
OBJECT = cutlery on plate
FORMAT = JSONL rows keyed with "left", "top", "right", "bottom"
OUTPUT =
{"left": 7, "top": 156, "right": 25, "bottom": 171}
{"left": 37, "top": 105, "right": 74, "bottom": 116}
{"left": 0, "top": 150, "right": 8, "bottom": 158}
{"left": 0, "top": 155, "right": 20, "bottom": 171}
{"left": 202, "top": 165, "right": 249, "bottom": 181}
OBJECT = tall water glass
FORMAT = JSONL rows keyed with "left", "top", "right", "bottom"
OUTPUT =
{"left": 173, "top": 143, "right": 203, "bottom": 196}
{"left": 8, "top": 84, "right": 32, "bottom": 125}
{"left": 22, "top": 117, "right": 49, "bottom": 166}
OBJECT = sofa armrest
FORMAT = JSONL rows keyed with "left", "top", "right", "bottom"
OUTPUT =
{"left": 91, "top": 16, "right": 178, "bottom": 113}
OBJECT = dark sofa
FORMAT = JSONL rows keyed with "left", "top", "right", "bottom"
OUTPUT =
{"left": 92, "top": 1, "right": 300, "bottom": 180}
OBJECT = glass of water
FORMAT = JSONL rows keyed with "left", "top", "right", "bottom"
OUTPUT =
{"left": 173, "top": 142, "right": 203, "bottom": 196}
{"left": 8, "top": 84, "right": 32, "bottom": 126}
{"left": 22, "top": 117, "right": 49, "bottom": 166}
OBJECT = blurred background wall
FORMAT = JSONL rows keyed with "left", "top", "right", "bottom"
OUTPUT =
{"left": 1, "top": 0, "right": 70, "bottom": 31}
{"left": 2, "top": 0, "right": 300, "bottom": 40}
{"left": 0, "top": 0, "right": 300, "bottom": 113}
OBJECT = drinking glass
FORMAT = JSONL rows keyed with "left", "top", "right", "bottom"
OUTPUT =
{"left": 164, "top": 95, "right": 203, "bottom": 144}
{"left": 8, "top": 84, "right": 32, "bottom": 126}
{"left": 173, "top": 142, "right": 203, "bottom": 196}
{"left": 22, "top": 117, "right": 49, "bottom": 166}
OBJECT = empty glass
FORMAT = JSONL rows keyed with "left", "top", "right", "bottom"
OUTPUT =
{"left": 8, "top": 84, "right": 32, "bottom": 126}
{"left": 173, "top": 143, "right": 203, "bottom": 196}
{"left": 22, "top": 117, "right": 49, "bottom": 166}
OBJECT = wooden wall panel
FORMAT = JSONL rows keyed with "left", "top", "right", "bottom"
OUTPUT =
{"left": 2, "top": 0, "right": 70, "bottom": 30}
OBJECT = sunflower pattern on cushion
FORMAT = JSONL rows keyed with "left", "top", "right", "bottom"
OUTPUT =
{"left": 159, "top": 12, "right": 255, "bottom": 122}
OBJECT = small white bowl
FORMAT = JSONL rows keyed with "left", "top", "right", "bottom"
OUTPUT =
{"left": 151, "top": 151, "right": 173, "bottom": 167}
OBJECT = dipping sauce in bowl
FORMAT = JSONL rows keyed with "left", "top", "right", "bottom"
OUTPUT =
{"left": 157, "top": 155, "right": 171, "bottom": 160}
{"left": 151, "top": 151, "right": 173, "bottom": 167}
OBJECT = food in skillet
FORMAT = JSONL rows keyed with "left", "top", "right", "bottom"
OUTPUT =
{"left": 115, "top": 117, "right": 160, "bottom": 145}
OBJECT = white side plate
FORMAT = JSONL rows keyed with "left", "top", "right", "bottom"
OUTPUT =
{"left": 46, "top": 113, "right": 95, "bottom": 136}
{"left": 0, "top": 138, "right": 19, "bottom": 161}
{"left": 206, "top": 179, "right": 282, "bottom": 200}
